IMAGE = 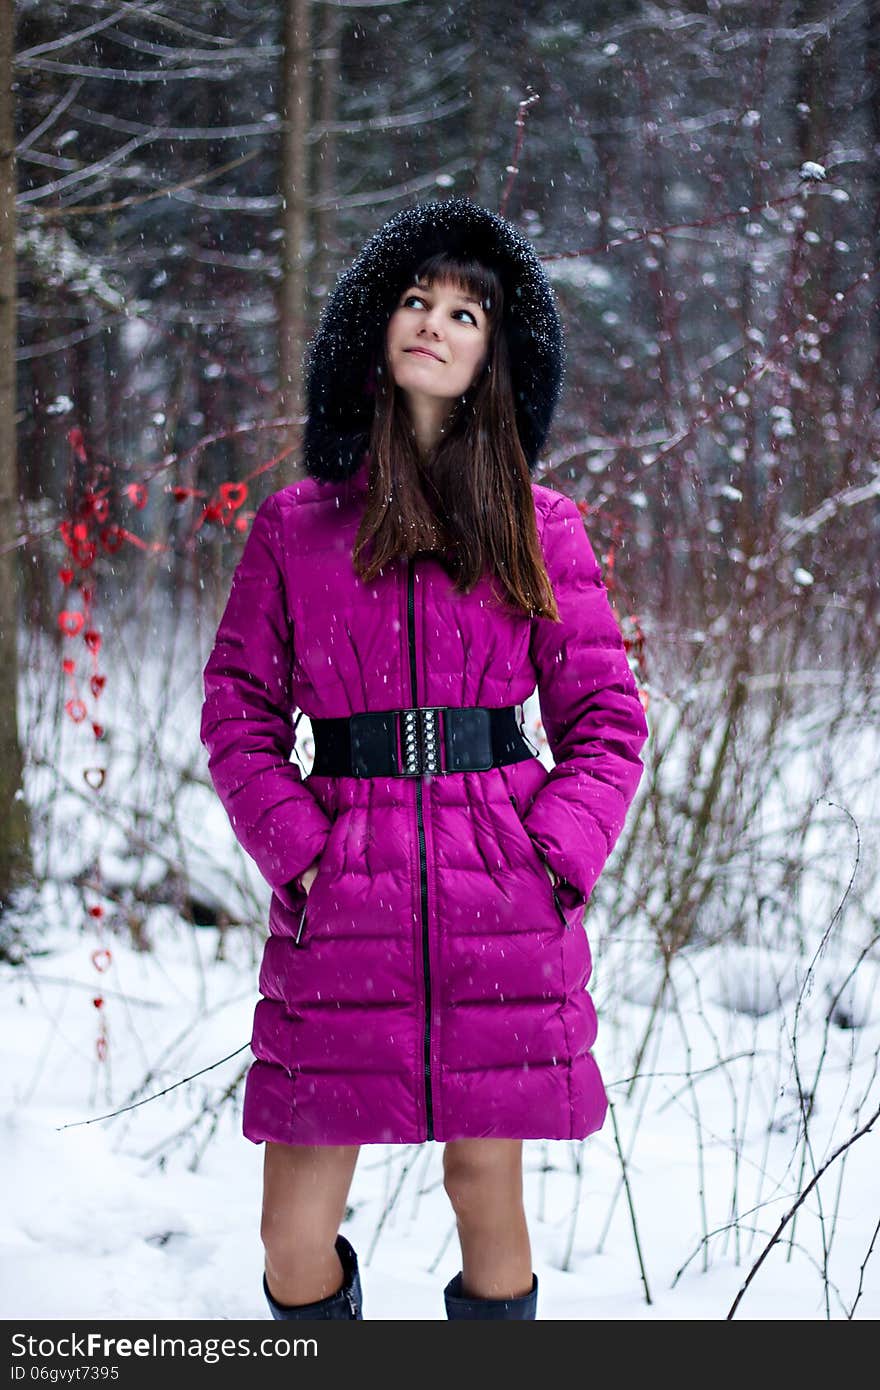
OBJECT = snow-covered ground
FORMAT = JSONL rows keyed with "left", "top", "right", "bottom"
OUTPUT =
{"left": 3, "top": 899, "right": 877, "bottom": 1320}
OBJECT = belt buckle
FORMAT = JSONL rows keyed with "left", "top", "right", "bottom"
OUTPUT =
{"left": 396, "top": 706, "right": 444, "bottom": 777}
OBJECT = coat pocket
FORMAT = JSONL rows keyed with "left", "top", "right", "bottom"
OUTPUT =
{"left": 290, "top": 806, "right": 345, "bottom": 947}
{"left": 507, "top": 793, "right": 570, "bottom": 929}
{"left": 292, "top": 853, "right": 326, "bottom": 948}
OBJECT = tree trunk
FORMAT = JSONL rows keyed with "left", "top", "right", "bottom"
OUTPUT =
{"left": 792, "top": 0, "right": 832, "bottom": 517}
{"left": 278, "top": 0, "right": 312, "bottom": 475}
{"left": 0, "top": 0, "right": 33, "bottom": 910}
{"left": 313, "top": 2, "right": 342, "bottom": 322}
{"left": 867, "top": 0, "right": 880, "bottom": 410}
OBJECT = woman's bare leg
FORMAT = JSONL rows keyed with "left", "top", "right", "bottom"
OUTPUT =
{"left": 261, "top": 1141, "right": 360, "bottom": 1306}
{"left": 442, "top": 1138, "right": 532, "bottom": 1298}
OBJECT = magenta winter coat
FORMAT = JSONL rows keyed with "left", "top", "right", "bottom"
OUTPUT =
{"left": 200, "top": 450, "right": 648, "bottom": 1146}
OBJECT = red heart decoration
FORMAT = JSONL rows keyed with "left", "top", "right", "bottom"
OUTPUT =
{"left": 84, "top": 629, "right": 102, "bottom": 653}
{"left": 58, "top": 567, "right": 74, "bottom": 586}
{"left": 125, "top": 483, "right": 148, "bottom": 509}
{"left": 72, "top": 539, "right": 97, "bottom": 568}
{"left": 203, "top": 502, "right": 223, "bottom": 523}
{"left": 92, "top": 723, "right": 104, "bottom": 739}
{"left": 91, "top": 497, "right": 110, "bottom": 524}
{"left": 93, "top": 996, "right": 104, "bottom": 1009}
{"left": 91, "top": 947, "right": 112, "bottom": 973}
{"left": 88, "top": 905, "right": 104, "bottom": 919}
{"left": 89, "top": 674, "right": 106, "bottom": 698}
{"left": 80, "top": 585, "right": 94, "bottom": 605}
{"left": 68, "top": 427, "right": 88, "bottom": 464}
{"left": 65, "top": 698, "right": 87, "bottom": 723}
{"left": 83, "top": 766, "right": 106, "bottom": 790}
{"left": 220, "top": 482, "right": 248, "bottom": 510}
{"left": 58, "top": 610, "right": 84, "bottom": 637}
{"left": 62, "top": 658, "right": 75, "bottom": 675}
{"left": 100, "top": 525, "right": 125, "bottom": 555}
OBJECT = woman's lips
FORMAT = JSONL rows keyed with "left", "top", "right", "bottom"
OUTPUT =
{"left": 406, "top": 347, "right": 443, "bottom": 361}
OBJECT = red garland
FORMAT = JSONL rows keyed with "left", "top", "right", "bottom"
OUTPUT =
{"left": 55, "top": 425, "right": 270, "bottom": 1062}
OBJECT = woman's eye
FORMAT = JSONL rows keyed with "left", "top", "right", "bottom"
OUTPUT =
{"left": 402, "top": 294, "right": 477, "bottom": 325}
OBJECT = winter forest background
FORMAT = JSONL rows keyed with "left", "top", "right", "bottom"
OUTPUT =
{"left": 1, "top": 0, "right": 878, "bottom": 1321}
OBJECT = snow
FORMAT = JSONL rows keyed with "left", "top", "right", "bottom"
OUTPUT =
{"left": 3, "top": 898, "right": 877, "bottom": 1320}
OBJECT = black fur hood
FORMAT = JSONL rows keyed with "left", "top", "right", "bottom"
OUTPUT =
{"left": 301, "top": 196, "right": 565, "bottom": 482}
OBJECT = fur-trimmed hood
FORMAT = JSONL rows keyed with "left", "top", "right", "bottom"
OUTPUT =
{"left": 301, "top": 196, "right": 565, "bottom": 482}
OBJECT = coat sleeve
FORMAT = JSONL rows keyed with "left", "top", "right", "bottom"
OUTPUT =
{"left": 199, "top": 493, "right": 333, "bottom": 912}
{"left": 520, "top": 494, "right": 649, "bottom": 912}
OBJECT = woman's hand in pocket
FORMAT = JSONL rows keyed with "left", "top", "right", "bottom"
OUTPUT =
{"left": 299, "top": 858, "right": 321, "bottom": 895}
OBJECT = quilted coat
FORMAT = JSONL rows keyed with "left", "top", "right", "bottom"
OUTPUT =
{"left": 200, "top": 197, "right": 649, "bottom": 1146}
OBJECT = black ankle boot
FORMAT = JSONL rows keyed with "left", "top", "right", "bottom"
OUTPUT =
{"left": 443, "top": 1270, "right": 538, "bottom": 1320}
{"left": 264, "top": 1234, "right": 363, "bottom": 1320}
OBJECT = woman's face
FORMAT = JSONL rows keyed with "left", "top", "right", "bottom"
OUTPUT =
{"left": 385, "top": 277, "right": 491, "bottom": 404}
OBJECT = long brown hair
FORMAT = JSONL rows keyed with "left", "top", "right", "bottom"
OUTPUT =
{"left": 351, "top": 251, "right": 560, "bottom": 622}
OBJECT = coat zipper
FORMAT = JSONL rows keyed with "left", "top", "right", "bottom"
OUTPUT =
{"left": 552, "top": 883, "right": 570, "bottom": 928}
{"left": 294, "top": 900, "right": 308, "bottom": 946}
{"left": 408, "top": 555, "right": 435, "bottom": 1142}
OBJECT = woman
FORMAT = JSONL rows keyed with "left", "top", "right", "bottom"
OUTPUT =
{"left": 200, "top": 196, "right": 649, "bottom": 1321}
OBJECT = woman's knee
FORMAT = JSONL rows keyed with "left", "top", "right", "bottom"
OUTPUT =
{"left": 442, "top": 1139, "right": 523, "bottom": 1218}
{"left": 260, "top": 1141, "right": 359, "bottom": 1255}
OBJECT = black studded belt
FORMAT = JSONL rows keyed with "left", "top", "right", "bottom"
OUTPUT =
{"left": 308, "top": 705, "right": 536, "bottom": 778}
